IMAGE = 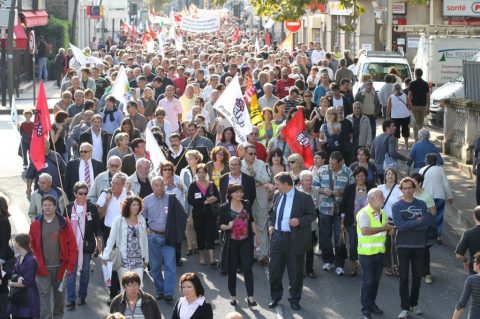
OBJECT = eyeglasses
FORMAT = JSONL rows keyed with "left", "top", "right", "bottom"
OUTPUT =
{"left": 77, "top": 192, "right": 88, "bottom": 196}
{"left": 162, "top": 168, "right": 173, "bottom": 171}
{"left": 288, "top": 161, "right": 296, "bottom": 164}
{"left": 248, "top": 152, "right": 256, "bottom": 156}
{"left": 80, "top": 150, "right": 92, "bottom": 153}
{"left": 304, "top": 95, "right": 312, "bottom": 97}
{"left": 109, "top": 164, "right": 120, "bottom": 168}
{"left": 229, "top": 163, "right": 240, "bottom": 166}
{"left": 216, "top": 152, "right": 224, "bottom": 156}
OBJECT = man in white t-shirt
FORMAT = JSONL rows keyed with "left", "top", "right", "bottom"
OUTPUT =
{"left": 311, "top": 42, "right": 326, "bottom": 66}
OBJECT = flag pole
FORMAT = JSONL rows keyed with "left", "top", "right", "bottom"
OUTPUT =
{"left": 48, "top": 118, "right": 69, "bottom": 214}
{"left": 173, "top": 120, "right": 206, "bottom": 172}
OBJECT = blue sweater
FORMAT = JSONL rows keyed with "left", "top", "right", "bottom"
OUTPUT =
{"left": 407, "top": 139, "right": 444, "bottom": 169}
{"left": 392, "top": 198, "right": 430, "bottom": 249}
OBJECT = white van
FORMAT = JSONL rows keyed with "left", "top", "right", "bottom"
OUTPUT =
{"left": 353, "top": 51, "right": 412, "bottom": 95}
{"left": 428, "top": 51, "right": 480, "bottom": 127}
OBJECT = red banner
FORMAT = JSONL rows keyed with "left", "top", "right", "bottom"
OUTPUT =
{"left": 30, "top": 81, "right": 52, "bottom": 171}
{"left": 282, "top": 109, "right": 313, "bottom": 168}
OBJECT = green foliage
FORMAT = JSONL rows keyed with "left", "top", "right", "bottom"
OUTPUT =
{"left": 37, "top": 16, "right": 71, "bottom": 55}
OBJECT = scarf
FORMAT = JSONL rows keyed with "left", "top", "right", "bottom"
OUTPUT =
{"left": 103, "top": 107, "right": 117, "bottom": 123}
{"left": 71, "top": 202, "right": 87, "bottom": 271}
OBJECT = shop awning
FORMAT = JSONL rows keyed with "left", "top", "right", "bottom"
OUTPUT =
{"left": 4, "top": 19, "right": 27, "bottom": 50}
{"left": 20, "top": 10, "right": 48, "bottom": 28}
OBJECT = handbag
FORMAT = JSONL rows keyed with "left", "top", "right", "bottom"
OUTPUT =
{"left": 109, "top": 247, "right": 122, "bottom": 271}
{"left": 335, "top": 232, "right": 348, "bottom": 259}
{"left": 8, "top": 287, "right": 28, "bottom": 305}
{"left": 208, "top": 183, "right": 220, "bottom": 213}
{"left": 383, "top": 135, "right": 399, "bottom": 171}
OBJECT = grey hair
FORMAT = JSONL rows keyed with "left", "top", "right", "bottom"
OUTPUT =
{"left": 299, "top": 170, "right": 313, "bottom": 181}
{"left": 151, "top": 175, "right": 165, "bottom": 184}
{"left": 38, "top": 173, "right": 53, "bottom": 183}
{"left": 108, "top": 155, "right": 122, "bottom": 165}
{"left": 418, "top": 128, "right": 430, "bottom": 140}
{"left": 367, "top": 188, "right": 384, "bottom": 203}
{"left": 353, "top": 101, "right": 363, "bottom": 109}
{"left": 111, "top": 172, "right": 128, "bottom": 184}
{"left": 135, "top": 157, "right": 151, "bottom": 169}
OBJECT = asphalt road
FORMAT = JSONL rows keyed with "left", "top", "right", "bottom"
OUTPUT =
{"left": 0, "top": 113, "right": 473, "bottom": 319}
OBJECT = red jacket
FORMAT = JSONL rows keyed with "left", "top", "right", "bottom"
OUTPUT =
{"left": 29, "top": 213, "right": 78, "bottom": 280}
{"left": 275, "top": 78, "right": 296, "bottom": 99}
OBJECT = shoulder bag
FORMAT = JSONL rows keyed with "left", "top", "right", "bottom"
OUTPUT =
{"left": 383, "top": 135, "right": 399, "bottom": 171}
{"left": 109, "top": 218, "right": 123, "bottom": 271}
{"left": 422, "top": 165, "right": 438, "bottom": 246}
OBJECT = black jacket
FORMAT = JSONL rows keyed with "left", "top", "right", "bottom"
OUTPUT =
{"left": 121, "top": 153, "right": 138, "bottom": 177}
{"left": 164, "top": 195, "right": 188, "bottom": 247}
{"left": 64, "top": 158, "right": 105, "bottom": 201}
{"left": 268, "top": 189, "right": 316, "bottom": 255}
{"left": 64, "top": 201, "right": 101, "bottom": 254}
{"left": 171, "top": 298, "right": 213, "bottom": 319}
{"left": 340, "top": 183, "right": 374, "bottom": 226}
{"left": 219, "top": 173, "right": 256, "bottom": 205}
{"left": 110, "top": 290, "right": 161, "bottom": 319}
{"left": 187, "top": 182, "right": 220, "bottom": 221}
{"left": 79, "top": 129, "right": 109, "bottom": 165}
{"left": 167, "top": 149, "right": 188, "bottom": 176}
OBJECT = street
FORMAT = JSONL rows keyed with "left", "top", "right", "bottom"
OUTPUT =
{"left": 0, "top": 107, "right": 474, "bottom": 318}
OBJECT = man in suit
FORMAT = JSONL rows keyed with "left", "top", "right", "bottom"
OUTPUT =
{"left": 267, "top": 172, "right": 316, "bottom": 311}
{"left": 64, "top": 142, "right": 105, "bottom": 201}
{"left": 121, "top": 138, "right": 146, "bottom": 177}
{"left": 79, "top": 114, "right": 109, "bottom": 165}
{"left": 219, "top": 156, "right": 256, "bottom": 204}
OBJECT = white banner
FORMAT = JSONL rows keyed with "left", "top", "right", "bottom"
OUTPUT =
{"left": 179, "top": 15, "right": 220, "bottom": 33}
{"left": 145, "top": 127, "right": 167, "bottom": 177}
{"left": 110, "top": 66, "right": 132, "bottom": 114}
{"left": 70, "top": 43, "right": 103, "bottom": 65}
{"left": 444, "top": 0, "right": 480, "bottom": 16}
{"left": 213, "top": 75, "right": 252, "bottom": 144}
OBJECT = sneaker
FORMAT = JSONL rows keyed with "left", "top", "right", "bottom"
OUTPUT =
{"left": 335, "top": 267, "right": 345, "bottom": 276}
{"left": 424, "top": 274, "right": 432, "bottom": 284}
{"left": 323, "top": 263, "right": 333, "bottom": 271}
{"left": 410, "top": 306, "right": 422, "bottom": 315}
{"left": 398, "top": 309, "right": 409, "bottom": 318}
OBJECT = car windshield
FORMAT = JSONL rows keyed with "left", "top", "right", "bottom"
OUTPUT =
{"left": 451, "top": 72, "right": 464, "bottom": 82}
{"left": 362, "top": 63, "right": 410, "bottom": 82}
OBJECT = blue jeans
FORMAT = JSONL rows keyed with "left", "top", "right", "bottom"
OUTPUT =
{"left": 433, "top": 198, "right": 445, "bottom": 238}
{"left": 37, "top": 57, "right": 48, "bottom": 81}
{"left": 359, "top": 253, "right": 384, "bottom": 315}
{"left": 66, "top": 253, "right": 92, "bottom": 303}
{"left": 148, "top": 234, "right": 176, "bottom": 296}
{"left": 318, "top": 213, "right": 341, "bottom": 265}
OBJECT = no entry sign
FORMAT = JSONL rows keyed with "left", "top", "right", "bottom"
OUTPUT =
{"left": 285, "top": 19, "right": 302, "bottom": 33}
{"left": 28, "top": 30, "right": 35, "bottom": 55}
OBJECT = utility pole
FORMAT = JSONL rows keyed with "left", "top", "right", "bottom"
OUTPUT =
{"left": 386, "top": 0, "right": 393, "bottom": 51}
{"left": 7, "top": 0, "right": 17, "bottom": 108}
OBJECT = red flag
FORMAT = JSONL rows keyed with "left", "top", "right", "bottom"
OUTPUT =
{"left": 30, "top": 81, "right": 52, "bottom": 171}
{"left": 243, "top": 70, "right": 255, "bottom": 102}
{"left": 232, "top": 29, "right": 240, "bottom": 43}
{"left": 141, "top": 33, "right": 153, "bottom": 49}
{"left": 120, "top": 19, "right": 130, "bottom": 33}
{"left": 282, "top": 109, "right": 313, "bottom": 168}
{"left": 265, "top": 32, "right": 271, "bottom": 46}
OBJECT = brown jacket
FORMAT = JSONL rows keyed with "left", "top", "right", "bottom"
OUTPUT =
{"left": 109, "top": 290, "right": 161, "bottom": 319}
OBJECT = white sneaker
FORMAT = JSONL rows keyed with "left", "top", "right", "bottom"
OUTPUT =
{"left": 322, "top": 263, "right": 333, "bottom": 271}
{"left": 398, "top": 310, "right": 409, "bottom": 318}
{"left": 410, "top": 306, "right": 422, "bottom": 315}
{"left": 335, "top": 267, "right": 345, "bottom": 276}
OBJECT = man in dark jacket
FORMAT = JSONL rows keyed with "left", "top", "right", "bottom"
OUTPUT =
{"left": 219, "top": 156, "right": 256, "bottom": 204}
{"left": 143, "top": 176, "right": 187, "bottom": 303}
{"left": 29, "top": 195, "right": 77, "bottom": 319}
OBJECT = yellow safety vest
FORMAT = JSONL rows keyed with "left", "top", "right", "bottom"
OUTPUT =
{"left": 356, "top": 204, "right": 387, "bottom": 256}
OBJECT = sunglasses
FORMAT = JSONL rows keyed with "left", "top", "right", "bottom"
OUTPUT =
{"left": 162, "top": 168, "right": 173, "bottom": 171}
{"left": 216, "top": 152, "right": 225, "bottom": 156}
{"left": 109, "top": 164, "right": 120, "bottom": 168}
{"left": 130, "top": 226, "right": 137, "bottom": 238}
{"left": 289, "top": 161, "right": 296, "bottom": 164}
{"left": 80, "top": 150, "right": 91, "bottom": 153}
{"left": 304, "top": 95, "right": 312, "bottom": 97}
{"left": 77, "top": 192, "right": 88, "bottom": 196}
{"left": 248, "top": 152, "right": 256, "bottom": 156}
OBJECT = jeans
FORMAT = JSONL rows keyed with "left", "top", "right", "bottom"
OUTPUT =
{"left": 398, "top": 248, "right": 424, "bottom": 310}
{"left": 366, "top": 114, "right": 377, "bottom": 143}
{"left": 305, "top": 230, "right": 318, "bottom": 274}
{"left": 384, "top": 231, "right": 398, "bottom": 269}
{"left": 37, "top": 57, "right": 48, "bottom": 82}
{"left": 66, "top": 253, "right": 92, "bottom": 303}
{"left": 318, "top": 213, "right": 341, "bottom": 265}
{"left": 0, "top": 292, "right": 8, "bottom": 319}
{"left": 36, "top": 267, "right": 64, "bottom": 319}
{"left": 433, "top": 198, "right": 445, "bottom": 238}
{"left": 148, "top": 234, "right": 176, "bottom": 296}
{"left": 359, "top": 253, "right": 384, "bottom": 315}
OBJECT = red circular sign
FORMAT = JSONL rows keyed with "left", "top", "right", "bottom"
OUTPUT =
{"left": 28, "top": 31, "right": 36, "bottom": 55}
{"left": 285, "top": 19, "right": 302, "bottom": 33}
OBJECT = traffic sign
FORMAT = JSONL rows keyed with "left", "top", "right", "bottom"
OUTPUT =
{"left": 285, "top": 19, "right": 302, "bottom": 33}
{"left": 28, "top": 30, "right": 35, "bottom": 55}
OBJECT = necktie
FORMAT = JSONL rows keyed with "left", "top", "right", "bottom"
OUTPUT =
{"left": 84, "top": 160, "right": 91, "bottom": 187}
{"left": 277, "top": 194, "right": 287, "bottom": 231}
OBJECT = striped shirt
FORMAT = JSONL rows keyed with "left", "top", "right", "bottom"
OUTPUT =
{"left": 313, "top": 164, "right": 354, "bottom": 215}
{"left": 456, "top": 274, "right": 480, "bottom": 317}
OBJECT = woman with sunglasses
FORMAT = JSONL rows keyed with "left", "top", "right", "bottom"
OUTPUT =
{"left": 207, "top": 146, "right": 230, "bottom": 190}
{"left": 65, "top": 182, "right": 102, "bottom": 308}
{"left": 102, "top": 196, "right": 148, "bottom": 288}
{"left": 218, "top": 184, "right": 260, "bottom": 308}
{"left": 187, "top": 164, "right": 220, "bottom": 266}
{"left": 300, "top": 91, "right": 318, "bottom": 120}
{"left": 288, "top": 154, "right": 305, "bottom": 186}
{"left": 452, "top": 251, "right": 480, "bottom": 319}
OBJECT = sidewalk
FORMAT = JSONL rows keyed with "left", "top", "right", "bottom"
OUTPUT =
{"left": 0, "top": 80, "right": 60, "bottom": 114}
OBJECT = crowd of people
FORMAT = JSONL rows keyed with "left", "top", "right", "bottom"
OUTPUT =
{"left": 1, "top": 12, "right": 480, "bottom": 319}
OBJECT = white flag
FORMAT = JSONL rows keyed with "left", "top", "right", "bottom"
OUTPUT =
{"left": 70, "top": 43, "right": 103, "bottom": 65}
{"left": 265, "top": 18, "right": 275, "bottom": 29}
{"left": 110, "top": 66, "right": 132, "bottom": 115}
{"left": 10, "top": 96, "right": 19, "bottom": 128}
{"left": 145, "top": 127, "right": 167, "bottom": 177}
{"left": 255, "top": 37, "right": 260, "bottom": 53}
{"left": 213, "top": 75, "right": 252, "bottom": 144}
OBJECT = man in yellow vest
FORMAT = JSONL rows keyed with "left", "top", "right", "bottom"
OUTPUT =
{"left": 357, "top": 188, "right": 395, "bottom": 319}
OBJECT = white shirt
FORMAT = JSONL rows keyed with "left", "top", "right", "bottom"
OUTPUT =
{"left": 333, "top": 96, "right": 344, "bottom": 107}
{"left": 311, "top": 49, "right": 326, "bottom": 65}
{"left": 91, "top": 129, "right": 103, "bottom": 162}
{"left": 319, "top": 67, "right": 334, "bottom": 81}
{"left": 378, "top": 184, "right": 403, "bottom": 218}
{"left": 228, "top": 173, "right": 242, "bottom": 185}
{"left": 390, "top": 93, "right": 410, "bottom": 119}
{"left": 275, "top": 187, "right": 295, "bottom": 232}
{"left": 178, "top": 296, "right": 205, "bottom": 319}
{"left": 78, "top": 159, "right": 94, "bottom": 183}
{"left": 419, "top": 165, "right": 453, "bottom": 200}
{"left": 97, "top": 189, "right": 128, "bottom": 227}
{"left": 185, "top": 109, "right": 210, "bottom": 126}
